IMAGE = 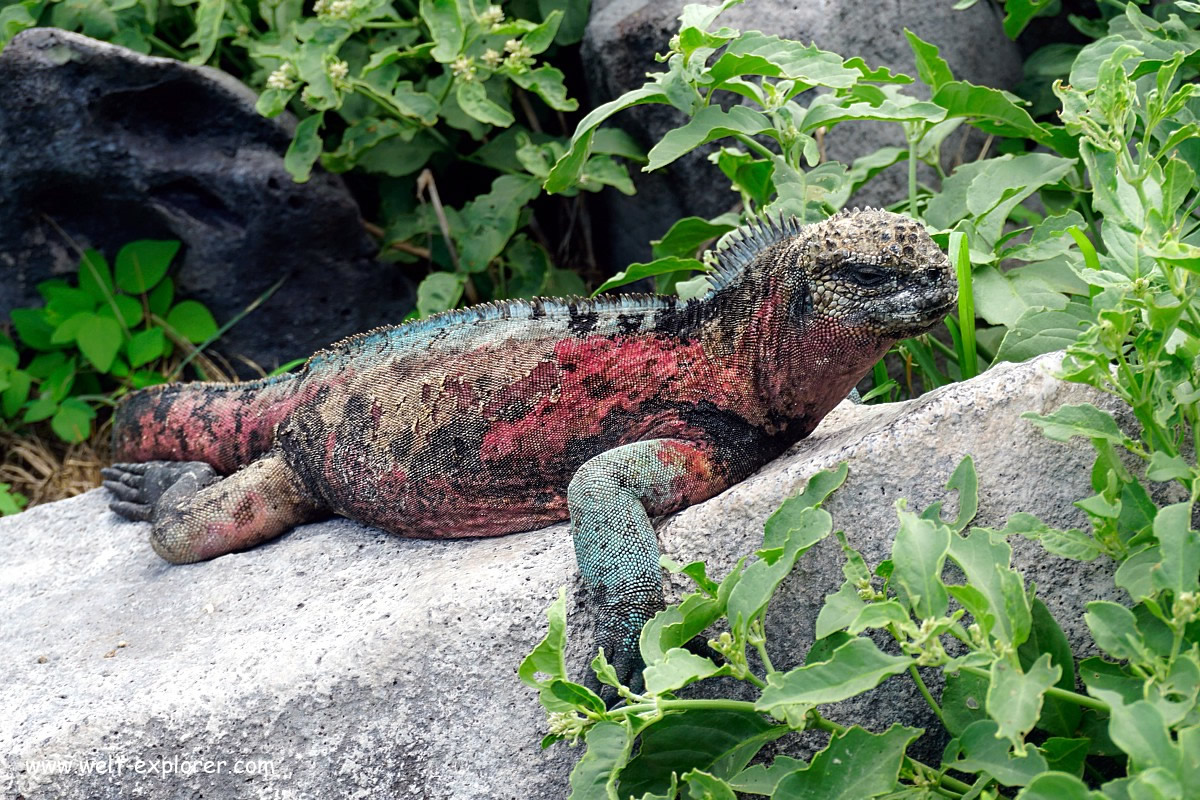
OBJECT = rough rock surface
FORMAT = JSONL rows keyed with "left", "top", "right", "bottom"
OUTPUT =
{"left": 581, "top": 0, "right": 1023, "bottom": 267}
{"left": 0, "top": 28, "right": 413, "bottom": 371}
{"left": 0, "top": 353, "right": 1122, "bottom": 799}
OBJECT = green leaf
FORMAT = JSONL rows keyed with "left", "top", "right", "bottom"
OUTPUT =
{"left": 922, "top": 455, "right": 978, "bottom": 533}
{"left": 75, "top": 314, "right": 123, "bottom": 372}
{"left": 284, "top": 112, "right": 325, "bottom": 183}
{"left": 549, "top": 679, "right": 606, "bottom": 715}
{"left": 932, "top": 81, "right": 1075, "bottom": 156}
{"left": 420, "top": 0, "right": 462, "bottom": 63}
{"left": 2, "top": 370, "right": 31, "bottom": 418}
{"left": 0, "top": 482, "right": 27, "bottom": 516}
{"left": 903, "top": 28, "right": 954, "bottom": 91}
{"left": 619, "top": 710, "right": 787, "bottom": 798}
{"left": 186, "top": 0, "right": 226, "bottom": 64}
{"left": 522, "top": 8, "right": 562, "bottom": 54}
{"left": 1002, "top": 0, "right": 1055, "bottom": 38}
{"left": 681, "top": 770, "right": 735, "bottom": 800}
{"left": 457, "top": 175, "right": 542, "bottom": 271}
{"left": 112, "top": 239, "right": 179, "bottom": 295}
{"left": 50, "top": 397, "right": 95, "bottom": 443}
{"left": 640, "top": 588, "right": 728, "bottom": 670}
{"left": 944, "top": 719, "right": 1049, "bottom": 787}
{"left": 1023, "top": 403, "right": 1126, "bottom": 444}
{"left": 755, "top": 638, "right": 912, "bottom": 727}
{"left": 147, "top": 278, "right": 174, "bottom": 317}
{"left": 591, "top": 128, "right": 646, "bottom": 162}
{"left": 0, "top": 1, "right": 45, "bottom": 49}
{"left": 1015, "top": 771, "right": 1106, "bottom": 799}
{"left": 391, "top": 83, "right": 440, "bottom": 125}
{"left": 727, "top": 507, "right": 832, "bottom": 636}
{"left": 890, "top": 506, "right": 950, "bottom": 619}
{"left": 23, "top": 393, "right": 59, "bottom": 424}
{"left": 51, "top": 311, "right": 93, "bottom": 346}
{"left": 9, "top": 308, "right": 55, "bottom": 351}
{"left": 948, "top": 528, "right": 1031, "bottom": 647}
{"left": 1039, "top": 738, "right": 1091, "bottom": 778}
{"left": 519, "top": 589, "right": 576, "bottom": 712}
{"left": 987, "top": 654, "right": 1061, "bottom": 750}
{"left": 256, "top": 86, "right": 296, "bottom": 118}
{"left": 77, "top": 249, "right": 114, "bottom": 303}
{"left": 165, "top": 301, "right": 218, "bottom": 344}
{"left": 592, "top": 257, "right": 706, "bottom": 297}
{"left": 544, "top": 86, "right": 668, "bottom": 194}
{"left": 1114, "top": 546, "right": 1161, "bottom": 602}
{"left": 1088, "top": 689, "right": 1181, "bottom": 774}
{"left": 800, "top": 96, "right": 945, "bottom": 132}
{"left": 645, "top": 106, "right": 776, "bottom": 172}
{"left": 771, "top": 724, "right": 920, "bottom": 799}
{"left": 417, "top": 272, "right": 466, "bottom": 317}
{"left": 1018, "top": 599, "right": 1081, "bottom": 737}
{"left": 456, "top": 79, "right": 515, "bottom": 127}
{"left": 1085, "top": 601, "right": 1145, "bottom": 662}
{"left": 642, "top": 648, "right": 728, "bottom": 695}
{"left": 728, "top": 756, "right": 806, "bottom": 795}
{"left": 651, "top": 217, "right": 737, "bottom": 260}
{"left": 814, "top": 582, "right": 867, "bottom": 639}
{"left": 942, "top": 670, "right": 989, "bottom": 736}
{"left": 846, "top": 600, "right": 910, "bottom": 635}
{"left": 1150, "top": 502, "right": 1199, "bottom": 595}
{"left": 995, "top": 302, "right": 1095, "bottom": 364}
{"left": 510, "top": 66, "right": 578, "bottom": 112}
{"left": 97, "top": 295, "right": 143, "bottom": 329}
{"left": 538, "top": 0, "right": 589, "bottom": 45}
{"left": 761, "top": 463, "right": 849, "bottom": 556}
{"left": 710, "top": 33, "right": 860, "bottom": 89}
{"left": 126, "top": 328, "right": 165, "bottom": 369}
{"left": 579, "top": 155, "right": 635, "bottom": 195}
{"left": 568, "top": 721, "right": 633, "bottom": 800}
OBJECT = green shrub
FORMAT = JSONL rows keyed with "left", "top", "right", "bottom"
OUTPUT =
{"left": 524, "top": 2, "right": 1200, "bottom": 796}
{"left": 1, "top": 240, "right": 221, "bottom": 446}
{"left": 0, "top": 0, "right": 637, "bottom": 316}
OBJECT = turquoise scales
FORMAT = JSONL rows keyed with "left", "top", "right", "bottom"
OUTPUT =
{"left": 103, "top": 208, "right": 956, "bottom": 691}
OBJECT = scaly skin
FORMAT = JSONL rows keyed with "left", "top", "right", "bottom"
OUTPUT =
{"left": 104, "top": 208, "right": 956, "bottom": 690}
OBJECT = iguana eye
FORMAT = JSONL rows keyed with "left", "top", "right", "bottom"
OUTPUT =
{"left": 843, "top": 263, "right": 890, "bottom": 287}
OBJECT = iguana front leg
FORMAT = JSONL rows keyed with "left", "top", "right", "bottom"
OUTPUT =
{"left": 568, "top": 438, "right": 730, "bottom": 694}
{"left": 104, "top": 449, "right": 323, "bottom": 563}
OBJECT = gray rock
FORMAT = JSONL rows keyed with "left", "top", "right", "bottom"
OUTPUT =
{"left": 0, "top": 353, "right": 1122, "bottom": 799}
{"left": 581, "top": 0, "right": 1023, "bottom": 268}
{"left": 0, "top": 28, "right": 413, "bottom": 372}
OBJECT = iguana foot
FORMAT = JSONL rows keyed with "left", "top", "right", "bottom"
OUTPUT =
{"left": 102, "top": 461, "right": 218, "bottom": 522}
{"left": 104, "top": 450, "right": 324, "bottom": 564}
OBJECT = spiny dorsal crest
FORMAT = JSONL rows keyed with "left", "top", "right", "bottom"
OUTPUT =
{"left": 709, "top": 208, "right": 888, "bottom": 291}
{"left": 709, "top": 214, "right": 804, "bottom": 291}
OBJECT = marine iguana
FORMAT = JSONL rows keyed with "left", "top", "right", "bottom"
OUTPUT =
{"left": 103, "top": 208, "right": 956, "bottom": 690}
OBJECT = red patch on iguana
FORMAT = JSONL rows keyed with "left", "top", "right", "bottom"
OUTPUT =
{"left": 479, "top": 334, "right": 754, "bottom": 463}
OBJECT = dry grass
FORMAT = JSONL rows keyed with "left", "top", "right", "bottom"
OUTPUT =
{"left": 0, "top": 349, "right": 255, "bottom": 512}
{"left": 0, "top": 424, "right": 110, "bottom": 509}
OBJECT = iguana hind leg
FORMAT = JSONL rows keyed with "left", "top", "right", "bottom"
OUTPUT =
{"left": 567, "top": 438, "right": 730, "bottom": 694}
{"left": 104, "top": 449, "right": 323, "bottom": 564}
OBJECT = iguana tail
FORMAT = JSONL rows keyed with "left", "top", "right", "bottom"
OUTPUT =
{"left": 112, "top": 373, "right": 307, "bottom": 474}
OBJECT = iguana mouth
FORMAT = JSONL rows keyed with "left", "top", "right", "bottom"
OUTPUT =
{"left": 881, "top": 293, "right": 957, "bottom": 337}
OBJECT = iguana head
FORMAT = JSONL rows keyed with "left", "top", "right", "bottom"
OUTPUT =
{"left": 795, "top": 207, "right": 957, "bottom": 339}
{"left": 709, "top": 208, "right": 956, "bottom": 430}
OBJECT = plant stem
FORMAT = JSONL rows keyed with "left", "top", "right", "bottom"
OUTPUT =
{"left": 732, "top": 132, "right": 777, "bottom": 161}
{"left": 148, "top": 35, "right": 188, "bottom": 60}
{"left": 908, "top": 664, "right": 947, "bottom": 725}
{"left": 908, "top": 137, "right": 919, "bottom": 217}
{"left": 960, "top": 665, "right": 1110, "bottom": 712}
{"left": 754, "top": 639, "right": 775, "bottom": 675}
